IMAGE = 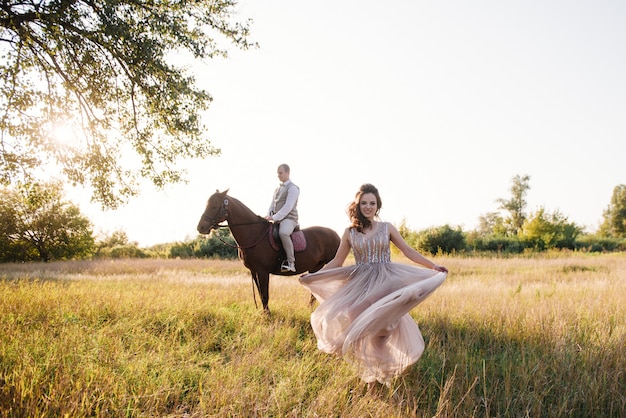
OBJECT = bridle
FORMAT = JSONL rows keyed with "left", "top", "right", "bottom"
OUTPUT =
{"left": 201, "top": 197, "right": 270, "bottom": 249}
{"left": 200, "top": 198, "right": 230, "bottom": 231}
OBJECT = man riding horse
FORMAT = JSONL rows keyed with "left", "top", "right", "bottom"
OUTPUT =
{"left": 197, "top": 188, "right": 340, "bottom": 313}
{"left": 265, "top": 163, "right": 299, "bottom": 273}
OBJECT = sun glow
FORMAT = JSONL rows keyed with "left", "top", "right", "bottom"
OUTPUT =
{"left": 49, "top": 119, "right": 82, "bottom": 149}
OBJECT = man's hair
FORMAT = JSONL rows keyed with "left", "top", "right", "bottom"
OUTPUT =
{"left": 278, "top": 163, "right": 290, "bottom": 173}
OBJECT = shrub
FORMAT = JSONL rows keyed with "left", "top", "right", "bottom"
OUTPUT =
{"left": 416, "top": 225, "right": 466, "bottom": 255}
{"left": 169, "top": 230, "right": 238, "bottom": 259}
{"left": 574, "top": 235, "right": 626, "bottom": 252}
{"left": 466, "top": 233, "right": 524, "bottom": 254}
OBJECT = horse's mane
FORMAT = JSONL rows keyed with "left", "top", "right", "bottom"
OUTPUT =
{"left": 225, "top": 194, "right": 268, "bottom": 223}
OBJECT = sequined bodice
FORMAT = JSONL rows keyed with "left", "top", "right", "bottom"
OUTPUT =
{"left": 350, "top": 222, "right": 391, "bottom": 265}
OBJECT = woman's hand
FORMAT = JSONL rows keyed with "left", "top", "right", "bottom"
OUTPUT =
{"left": 432, "top": 264, "right": 448, "bottom": 273}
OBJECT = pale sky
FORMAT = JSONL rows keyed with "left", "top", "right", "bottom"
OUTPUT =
{"left": 70, "top": 0, "right": 625, "bottom": 247}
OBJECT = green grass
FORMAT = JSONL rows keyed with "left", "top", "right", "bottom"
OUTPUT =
{"left": 0, "top": 254, "right": 624, "bottom": 417}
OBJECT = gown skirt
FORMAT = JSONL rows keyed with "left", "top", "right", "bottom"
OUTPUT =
{"left": 300, "top": 231, "right": 446, "bottom": 384}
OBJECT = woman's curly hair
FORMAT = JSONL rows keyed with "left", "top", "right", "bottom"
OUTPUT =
{"left": 347, "top": 183, "right": 382, "bottom": 233}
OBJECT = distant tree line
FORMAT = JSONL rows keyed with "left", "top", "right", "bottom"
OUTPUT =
{"left": 399, "top": 176, "right": 626, "bottom": 255}
{"left": 90, "top": 228, "right": 239, "bottom": 260}
{"left": 0, "top": 177, "right": 625, "bottom": 262}
{"left": 167, "top": 229, "right": 238, "bottom": 259}
{"left": 0, "top": 181, "right": 239, "bottom": 262}
{"left": 399, "top": 222, "right": 625, "bottom": 256}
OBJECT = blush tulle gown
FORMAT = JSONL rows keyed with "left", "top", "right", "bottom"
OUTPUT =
{"left": 299, "top": 222, "right": 447, "bottom": 384}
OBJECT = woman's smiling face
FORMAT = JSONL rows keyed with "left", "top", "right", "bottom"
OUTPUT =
{"left": 359, "top": 192, "right": 378, "bottom": 220}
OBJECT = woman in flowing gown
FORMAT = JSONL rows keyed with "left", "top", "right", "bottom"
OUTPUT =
{"left": 299, "top": 183, "right": 448, "bottom": 385}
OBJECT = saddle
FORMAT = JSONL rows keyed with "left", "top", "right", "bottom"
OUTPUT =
{"left": 269, "top": 223, "right": 307, "bottom": 252}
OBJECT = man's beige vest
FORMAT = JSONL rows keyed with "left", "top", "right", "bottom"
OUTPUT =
{"left": 272, "top": 183, "right": 299, "bottom": 221}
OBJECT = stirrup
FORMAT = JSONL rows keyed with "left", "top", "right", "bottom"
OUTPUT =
{"left": 281, "top": 261, "right": 295, "bottom": 272}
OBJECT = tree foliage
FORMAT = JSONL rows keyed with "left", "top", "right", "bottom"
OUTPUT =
{"left": 599, "top": 184, "right": 626, "bottom": 238}
{"left": 398, "top": 221, "right": 465, "bottom": 255}
{"left": 169, "top": 228, "right": 238, "bottom": 259}
{"left": 1, "top": 0, "right": 255, "bottom": 208}
{"left": 519, "top": 207, "right": 582, "bottom": 250}
{"left": 496, "top": 174, "right": 531, "bottom": 234}
{"left": 94, "top": 229, "right": 148, "bottom": 258}
{"left": 97, "top": 229, "right": 133, "bottom": 249}
{"left": 416, "top": 224, "right": 466, "bottom": 255}
{"left": 0, "top": 181, "right": 95, "bottom": 261}
{"left": 476, "top": 211, "right": 507, "bottom": 236}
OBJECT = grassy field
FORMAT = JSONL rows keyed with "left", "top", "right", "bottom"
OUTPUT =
{"left": 0, "top": 253, "right": 624, "bottom": 417}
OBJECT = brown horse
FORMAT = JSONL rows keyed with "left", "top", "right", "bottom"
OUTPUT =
{"left": 197, "top": 189, "right": 340, "bottom": 314}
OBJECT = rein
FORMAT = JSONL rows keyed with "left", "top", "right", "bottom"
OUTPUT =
{"left": 213, "top": 222, "right": 270, "bottom": 250}
{"left": 203, "top": 198, "right": 271, "bottom": 250}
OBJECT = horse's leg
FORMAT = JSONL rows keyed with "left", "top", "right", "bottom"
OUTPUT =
{"left": 257, "top": 271, "right": 271, "bottom": 315}
{"left": 250, "top": 270, "right": 260, "bottom": 310}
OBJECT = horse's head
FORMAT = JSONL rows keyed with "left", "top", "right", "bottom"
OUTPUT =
{"left": 197, "top": 189, "right": 230, "bottom": 234}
